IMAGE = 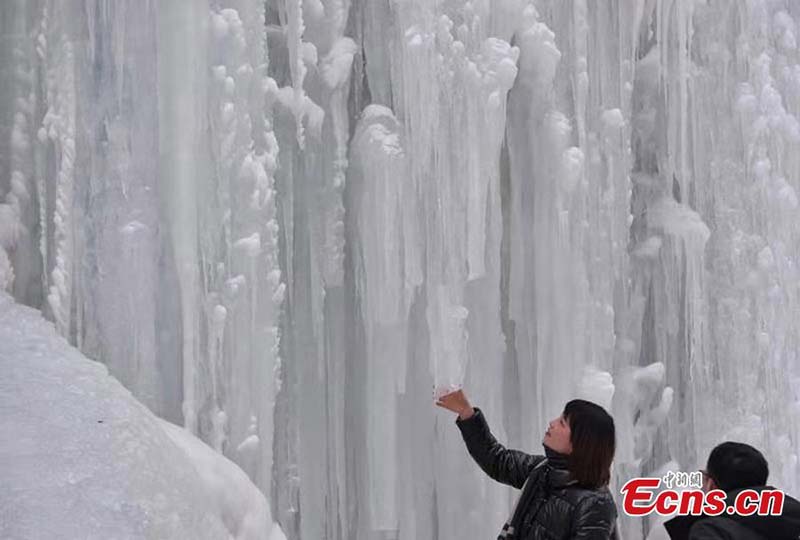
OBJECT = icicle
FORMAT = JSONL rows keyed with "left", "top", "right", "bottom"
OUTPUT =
{"left": 351, "top": 104, "right": 418, "bottom": 534}
{"left": 320, "top": 37, "right": 357, "bottom": 287}
{"left": 43, "top": 39, "right": 76, "bottom": 337}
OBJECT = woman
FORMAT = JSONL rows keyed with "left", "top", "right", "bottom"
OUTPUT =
{"left": 436, "top": 389, "right": 618, "bottom": 540}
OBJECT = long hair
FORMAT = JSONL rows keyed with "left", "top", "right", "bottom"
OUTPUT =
{"left": 563, "top": 399, "right": 615, "bottom": 488}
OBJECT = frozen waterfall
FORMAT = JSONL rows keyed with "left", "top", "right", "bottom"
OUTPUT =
{"left": 2, "top": 1, "right": 800, "bottom": 539}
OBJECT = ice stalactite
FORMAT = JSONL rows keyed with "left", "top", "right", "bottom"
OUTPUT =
{"left": 319, "top": 36, "right": 356, "bottom": 287}
{"left": 242, "top": 0, "right": 285, "bottom": 502}
{"left": 317, "top": 31, "right": 356, "bottom": 540}
{"left": 636, "top": 3, "right": 710, "bottom": 477}
{"left": 354, "top": 0, "right": 392, "bottom": 109}
{"left": 395, "top": 2, "right": 518, "bottom": 393}
{"left": 0, "top": 235, "right": 12, "bottom": 291}
{"left": 157, "top": 0, "right": 208, "bottom": 435}
{"left": 350, "top": 104, "right": 420, "bottom": 535}
{"left": 31, "top": 5, "right": 49, "bottom": 306}
{"left": 204, "top": 2, "right": 284, "bottom": 509}
{"left": 730, "top": 6, "right": 800, "bottom": 498}
{"left": 507, "top": 4, "right": 574, "bottom": 453}
{"left": 280, "top": 0, "right": 324, "bottom": 148}
{"left": 387, "top": 4, "right": 520, "bottom": 539}
{"left": 504, "top": 7, "right": 673, "bottom": 539}
{"left": 268, "top": 1, "right": 357, "bottom": 538}
{"left": 0, "top": 1, "right": 40, "bottom": 303}
{"left": 39, "top": 11, "right": 76, "bottom": 340}
{"left": 688, "top": 1, "right": 800, "bottom": 498}
{"left": 619, "top": 10, "right": 711, "bottom": 538}
{"left": 68, "top": 0, "right": 167, "bottom": 417}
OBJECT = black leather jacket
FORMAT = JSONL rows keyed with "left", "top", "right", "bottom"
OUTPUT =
{"left": 664, "top": 486, "right": 800, "bottom": 540}
{"left": 456, "top": 408, "right": 618, "bottom": 540}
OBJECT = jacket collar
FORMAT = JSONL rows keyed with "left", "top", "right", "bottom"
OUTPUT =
{"left": 543, "top": 445, "right": 576, "bottom": 488}
{"left": 547, "top": 467, "right": 576, "bottom": 488}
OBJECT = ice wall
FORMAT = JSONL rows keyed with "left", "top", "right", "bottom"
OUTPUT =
{"left": 2, "top": 1, "right": 800, "bottom": 539}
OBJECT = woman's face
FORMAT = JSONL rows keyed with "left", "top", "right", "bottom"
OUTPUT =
{"left": 543, "top": 414, "right": 573, "bottom": 455}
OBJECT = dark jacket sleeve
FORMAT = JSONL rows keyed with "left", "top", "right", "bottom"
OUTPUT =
{"left": 571, "top": 495, "right": 617, "bottom": 540}
{"left": 687, "top": 521, "right": 731, "bottom": 540}
{"left": 455, "top": 408, "right": 544, "bottom": 489}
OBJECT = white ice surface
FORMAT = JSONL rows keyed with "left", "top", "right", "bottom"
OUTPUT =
{"left": 0, "top": 292, "right": 284, "bottom": 540}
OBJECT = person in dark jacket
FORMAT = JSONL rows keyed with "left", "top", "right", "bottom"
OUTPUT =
{"left": 664, "top": 441, "right": 800, "bottom": 540}
{"left": 436, "top": 389, "right": 618, "bottom": 539}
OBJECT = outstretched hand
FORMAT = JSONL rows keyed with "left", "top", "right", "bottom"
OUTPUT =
{"left": 435, "top": 389, "right": 475, "bottom": 420}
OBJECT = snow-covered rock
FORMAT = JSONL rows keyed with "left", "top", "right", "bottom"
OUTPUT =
{"left": 0, "top": 293, "right": 284, "bottom": 540}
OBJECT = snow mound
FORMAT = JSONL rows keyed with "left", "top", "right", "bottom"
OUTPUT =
{"left": 0, "top": 293, "right": 284, "bottom": 540}
{"left": 159, "top": 420, "right": 285, "bottom": 540}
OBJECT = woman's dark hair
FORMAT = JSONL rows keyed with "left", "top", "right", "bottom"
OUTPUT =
{"left": 706, "top": 441, "right": 768, "bottom": 491}
{"left": 563, "top": 399, "right": 615, "bottom": 488}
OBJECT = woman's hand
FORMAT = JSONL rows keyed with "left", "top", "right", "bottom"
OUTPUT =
{"left": 435, "top": 389, "right": 475, "bottom": 420}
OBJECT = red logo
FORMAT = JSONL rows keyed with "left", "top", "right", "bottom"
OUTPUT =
{"left": 620, "top": 477, "right": 785, "bottom": 517}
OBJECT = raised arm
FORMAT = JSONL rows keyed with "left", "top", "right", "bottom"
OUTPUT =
{"left": 436, "top": 390, "right": 543, "bottom": 489}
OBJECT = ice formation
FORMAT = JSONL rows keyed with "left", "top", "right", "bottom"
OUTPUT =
{"left": 2, "top": 1, "right": 800, "bottom": 539}
{"left": 0, "top": 292, "right": 284, "bottom": 540}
